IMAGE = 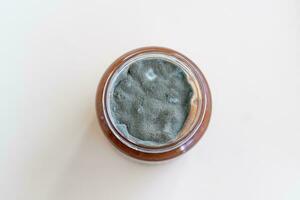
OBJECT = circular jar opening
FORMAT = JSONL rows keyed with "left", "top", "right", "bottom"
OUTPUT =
{"left": 96, "top": 47, "right": 211, "bottom": 161}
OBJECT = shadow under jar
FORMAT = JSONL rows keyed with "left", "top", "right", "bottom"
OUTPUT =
{"left": 96, "top": 47, "right": 212, "bottom": 162}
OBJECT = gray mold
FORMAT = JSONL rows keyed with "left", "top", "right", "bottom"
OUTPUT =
{"left": 110, "top": 58, "right": 193, "bottom": 145}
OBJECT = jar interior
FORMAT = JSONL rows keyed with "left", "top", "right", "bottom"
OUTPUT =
{"left": 105, "top": 53, "right": 202, "bottom": 149}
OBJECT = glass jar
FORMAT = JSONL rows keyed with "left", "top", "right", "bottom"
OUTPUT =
{"left": 96, "top": 47, "right": 212, "bottom": 161}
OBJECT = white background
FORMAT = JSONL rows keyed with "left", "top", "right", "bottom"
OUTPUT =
{"left": 1, "top": 0, "right": 300, "bottom": 200}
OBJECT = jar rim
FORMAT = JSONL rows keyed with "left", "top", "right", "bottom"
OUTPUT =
{"left": 103, "top": 52, "right": 203, "bottom": 153}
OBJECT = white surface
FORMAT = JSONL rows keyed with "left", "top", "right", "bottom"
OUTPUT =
{"left": 1, "top": 0, "right": 300, "bottom": 200}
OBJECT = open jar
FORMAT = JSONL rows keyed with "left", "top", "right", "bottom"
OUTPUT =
{"left": 96, "top": 47, "right": 212, "bottom": 161}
